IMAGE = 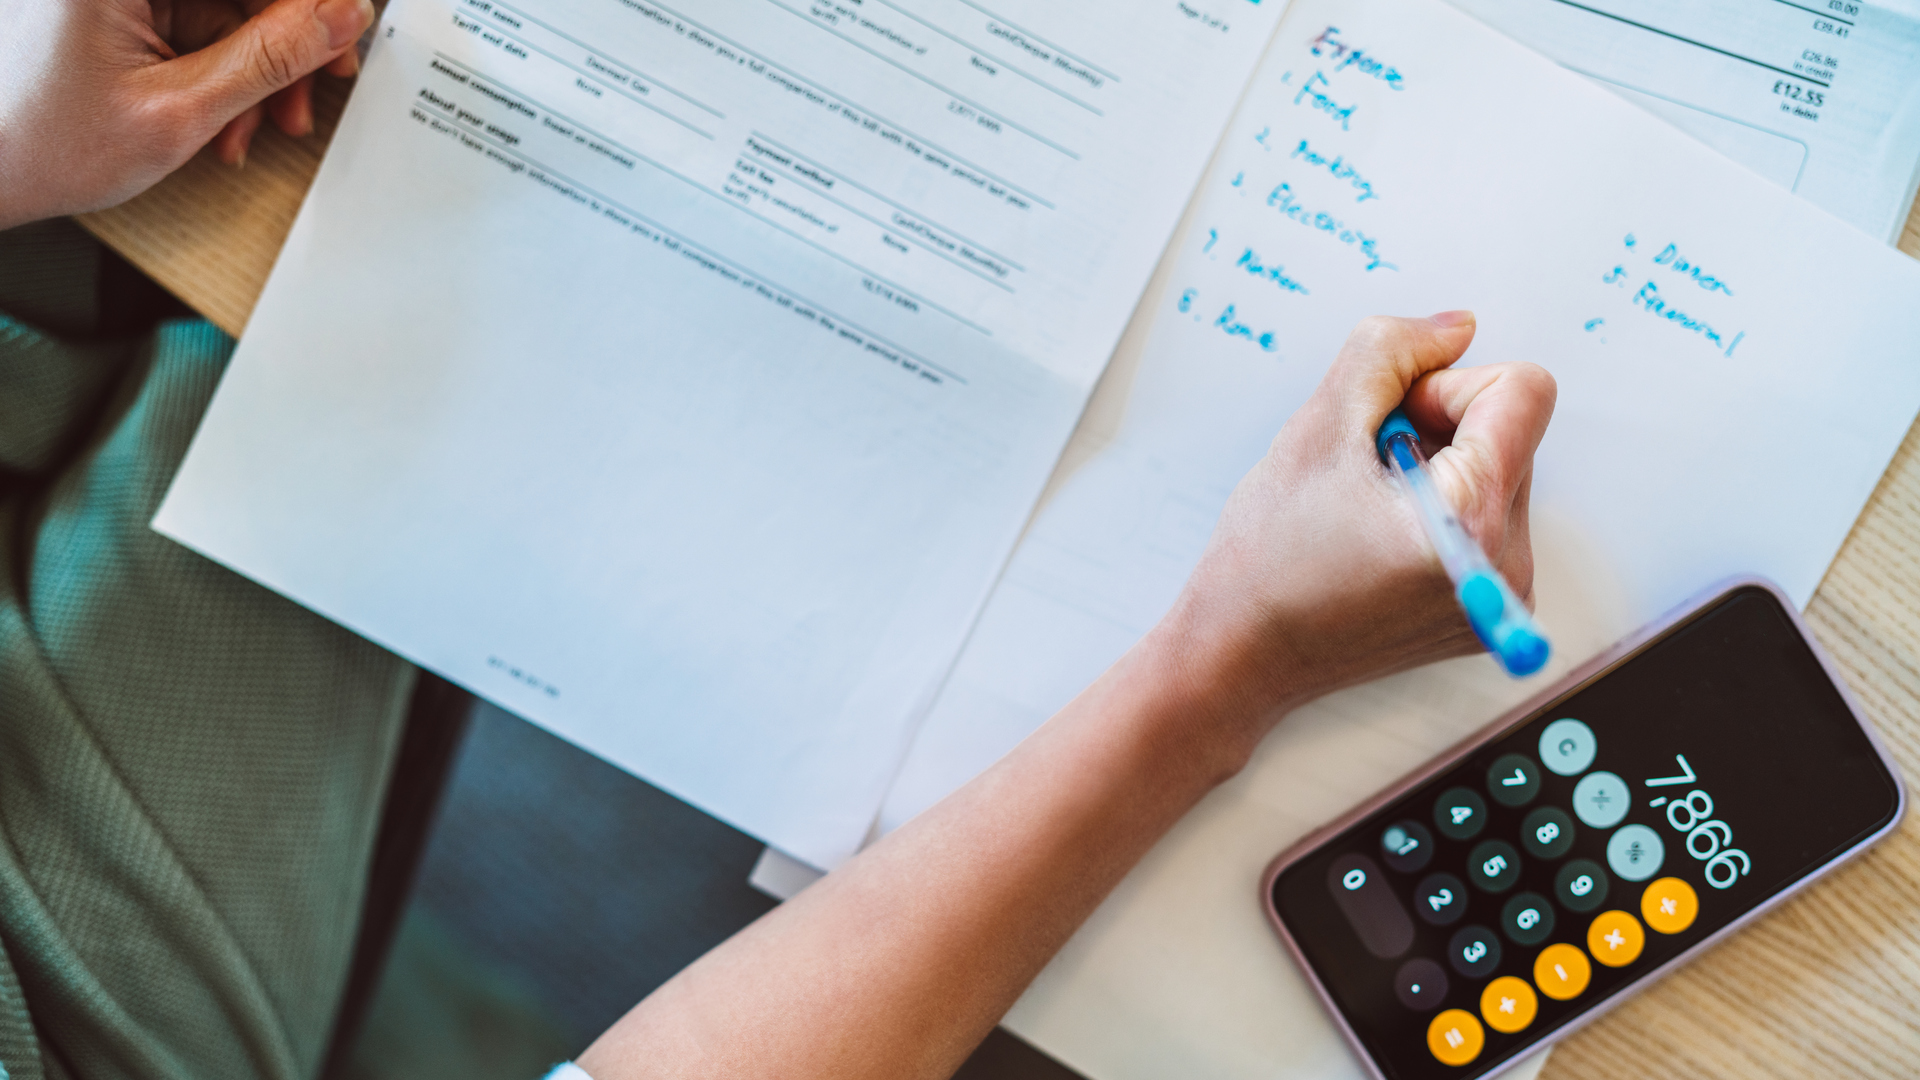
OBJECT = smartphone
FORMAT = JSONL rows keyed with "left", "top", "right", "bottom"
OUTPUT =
{"left": 1262, "top": 578, "right": 1904, "bottom": 1079}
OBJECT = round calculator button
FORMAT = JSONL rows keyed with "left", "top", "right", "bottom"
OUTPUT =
{"left": 1427, "top": 1009, "right": 1485, "bottom": 1067}
{"left": 1381, "top": 820, "right": 1435, "bottom": 873}
{"left": 1486, "top": 753, "right": 1542, "bottom": 808}
{"left": 1533, "top": 943, "right": 1592, "bottom": 1000}
{"left": 1434, "top": 787, "right": 1488, "bottom": 841}
{"left": 1479, "top": 975, "right": 1538, "bottom": 1034}
{"left": 1587, "top": 910, "right": 1645, "bottom": 966}
{"left": 1606, "top": 824, "right": 1665, "bottom": 882}
{"left": 1467, "top": 840, "right": 1522, "bottom": 893}
{"left": 1500, "top": 892, "right": 1556, "bottom": 946}
{"left": 1395, "top": 957, "right": 1450, "bottom": 1011}
{"left": 1572, "top": 771, "right": 1630, "bottom": 828}
{"left": 1448, "top": 925, "right": 1502, "bottom": 978}
{"left": 1640, "top": 876, "right": 1699, "bottom": 935}
{"left": 1414, "top": 872, "right": 1469, "bottom": 926}
{"left": 1521, "top": 806, "right": 1576, "bottom": 859}
{"left": 1538, "top": 718, "right": 1597, "bottom": 776}
{"left": 1554, "top": 859, "right": 1610, "bottom": 913}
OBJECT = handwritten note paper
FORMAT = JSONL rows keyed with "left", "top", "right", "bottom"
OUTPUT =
{"left": 877, "top": 0, "right": 1920, "bottom": 1076}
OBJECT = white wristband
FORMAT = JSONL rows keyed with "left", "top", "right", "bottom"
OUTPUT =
{"left": 543, "top": 1065, "right": 593, "bottom": 1080}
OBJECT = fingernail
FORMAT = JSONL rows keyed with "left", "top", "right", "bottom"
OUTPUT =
{"left": 317, "top": 0, "right": 375, "bottom": 50}
{"left": 1430, "top": 309, "right": 1474, "bottom": 328}
{"left": 233, "top": 147, "right": 247, "bottom": 169}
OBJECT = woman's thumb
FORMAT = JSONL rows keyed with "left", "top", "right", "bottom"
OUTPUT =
{"left": 157, "top": 0, "right": 373, "bottom": 142}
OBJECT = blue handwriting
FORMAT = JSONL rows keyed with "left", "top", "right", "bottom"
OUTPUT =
{"left": 1290, "top": 138, "right": 1377, "bottom": 202}
{"left": 1267, "top": 182, "right": 1397, "bottom": 271}
{"left": 1237, "top": 247, "right": 1310, "bottom": 294}
{"left": 1291, "top": 71, "right": 1356, "bottom": 130}
{"left": 1308, "top": 27, "right": 1406, "bottom": 89}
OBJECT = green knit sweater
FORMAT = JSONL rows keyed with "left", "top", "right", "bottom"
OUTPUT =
{"left": 0, "top": 221, "right": 414, "bottom": 1080}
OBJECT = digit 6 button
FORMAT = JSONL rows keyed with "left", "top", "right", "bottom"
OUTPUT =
{"left": 1500, "top": 892, "right": 1555, "bottom": 946}
{"left": 1467, "top": 840, "right": 1522, "bottom": 892}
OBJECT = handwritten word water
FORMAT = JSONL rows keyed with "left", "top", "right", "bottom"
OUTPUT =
{"left": 1290, "top": 138, "right": 1377, "bottom": 202}
{"left": 1179, "top": 290, "right": 1280, "bottom": 352}
{"left": 1308, "top": 26, "right": 1406, "bottom": 89}
{"left": 1290, "top": 71, "right": 1356, "bottom": 130}
{"left": 1237, "top": 247, "right": 1310, "bottom": 294}
{"left": 1267, "top": 182, "right": 1397, "bottom": 271}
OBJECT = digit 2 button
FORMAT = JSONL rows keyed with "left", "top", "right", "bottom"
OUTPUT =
{"left": 1435, "top": 787, "right": 1487, "bottom": 841}
{"left": 1414, "top": 872, "right": 1468, "bottom": 926}
{"left": 1468, "top": 840, "right": 1522, "bottom": 892}
{"left": 1448, "top": 925, "right": 1501, "bottom": 978}
{"left": 1486, "top": 754, "right": 1541, "bottom": 808}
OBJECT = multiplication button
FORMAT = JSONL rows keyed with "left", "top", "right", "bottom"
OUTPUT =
{"left": 1435, "top": 787, "right": 1488, "bottom": 841}
{"left": 1641, "top": 877, "right": 1699, "bottom": 934}
{"left": 1587, "top": 910, "right": 1646, "bottom": 967}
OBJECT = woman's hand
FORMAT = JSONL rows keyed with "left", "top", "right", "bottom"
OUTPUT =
{"left": 0, "top": 0, "right": 375, "bottom": 229}
{"left": 1153, "top": 310, "right": 1557, "bottom": 768}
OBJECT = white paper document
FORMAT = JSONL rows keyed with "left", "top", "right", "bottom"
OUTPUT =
{"left": 1451, "top": 0, "right": 1920, "bottom": 242}
{"left": 876, "top": 0, "right": 1920, "bottom": 1076}
{"left": 154, "top": 0, "right": 1288, "bottom": 867}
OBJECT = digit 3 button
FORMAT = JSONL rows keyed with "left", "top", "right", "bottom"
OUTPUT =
{"left": 1467, "top": 840, "right": 1522, "bottom": 893}
{"left": 1640, "top": 876, "right": 1700, "bottom": 934}
{"left": 1554, "top": 858, "right": 1610, "bottom": 913}
{"left": 1499, "top": 891, "right": 1555, "bottom": 946}
{"left": 1486, "top": 753, "right": 1542, "bottom": 808}
{"left": 1479, "top": 975, "right": 1538, "bottom": 1034}
{"left": 1435, "top": 787, "right": 1488, "bottom": 841}
{"left": 1414, "top": 872, "right": 1469, "bottom": 926}
{"left": 1448, "top": 925, "right": 1502, "bottom": 978}
{"left": 1532, "top": 943, "right": 1592, "bottom": 1000}
{"left": 1380, "top": 820, "right": 1435, "bottom": 873}
{"left": 1587, "top": 910, "right": 1646, "bottom": 967}
{"left": 1520, "top": 806, "right": 1576, "bottom": 859}
{"left": 1427, "top": 1009, "right": 1485, "bottom": 1067}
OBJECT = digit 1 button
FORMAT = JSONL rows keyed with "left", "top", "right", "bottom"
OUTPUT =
{"left": 1587, "top": 910, "right": 1646, "bottom": 967}
{"left": 1572, "top": 771, "right": 1629, "bottom": 828}
{"left": 1554, "top": 859, "right": 1610, "bottom": 913}
{"left": 1521, "top": 806, "right": 1576, "bottom": 859}
{"left": 1500, "top": 892, "right": 1555, "bottom": 946}
{"left": 1448, "top": 925, "right": 1502, "bottom": 978}
{"left": 1414, "top": 872, "right": 1469, "bottom": 926}
{"left": 1640, "top": 876, "right": 1699, "bottom": 934}
{"left": 1427, "top": 1009, "right": 1485, "bottom": 1067}
{"left": 1533, "top": 943, "right": 1591, "bottom": 1000}
{"left": 1467, "top": 840, "right": 1522, "bottom": 893}
{"left": 1479, "top": 975, "right": 1538, "bottom": 1034}
{"left": 1487, "top": 753, "right": 1542, "bottom": 808}
{"left": 1381, "top": 819, "right": 1435, "bottom": 873}
{"left": 1538, "top": 718, "right": 1596, "bottom": 776}
{"left": 1394, "top": 957, "right": 1450, "bottom": 1011}
{"left": 1435, "top": 787, "right": 1487, "bottom": 841}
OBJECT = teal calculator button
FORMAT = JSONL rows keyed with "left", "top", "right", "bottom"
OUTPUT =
{"left": 1538, "top": 718, "right": 1596, "bottom": 776}
{"left": 1607, "top": 824, "right": 1665, "bottom": 882}
{"left": 1572, "top": 771, "right": 1629, "bottom": 828}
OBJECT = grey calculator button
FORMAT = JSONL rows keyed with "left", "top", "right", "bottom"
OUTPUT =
{"left": 1607, "top": 824, "right": 1665, "bottom": 882}
{"left": 1501, "top": 892, "right": 1555, "bottom": 946}
{"left": 1414, "top": 872, "right": 1468, "bottom": 926}
{"left": 1448, "top": 925, "right": 1501, "bottom": 978}
{"left": 1467, "top": 840, "right": 1522, "bottom": 893}
{"left": 1572, "top": 771, "right": 1630, "bottom": 828}
{"left": 1487, "top": 753, "right": 1542, "bottom": 808}
{"left": 1538, "top": 718, "right": 1597, "bottom": 776}
{"left": 1394, "top": 958, "right": 1449, "bottom": 1011}
{"left": 1555, "top": 859, "right": 1610, "bottom": 913}
{"left": 1381, "top": 820, "right": 1434, "bottom": 874}
{"left": 1521, "top": 806, "right": 1576, "bottom": 859}
{"left": 1434, "top": 787, "right": 1487, "bottom": 841}
{"left": 1327, "top": 853, "right": 1415, "bottom": 958}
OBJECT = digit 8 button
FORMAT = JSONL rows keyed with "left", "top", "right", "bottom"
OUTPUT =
{"left": 1427, "top": 1009, "right": 1485, "bottom": 1066}
{"left": 1587, "top": 910, "right": 1646, "bottom": 967}
{"left": 1521, "top": 806, "right": 1576, "bottom": 859}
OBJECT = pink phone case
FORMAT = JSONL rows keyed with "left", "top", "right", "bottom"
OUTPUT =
{"left": 1260, "top": 575, "right": 1907, "bottom": 1080}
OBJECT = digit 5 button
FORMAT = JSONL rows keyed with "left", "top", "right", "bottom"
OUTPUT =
{"left": 1468, "top": 840, "right": 1522, "bottom": 892}
{"left": 1587, "top": 910, "right": 1646, "bottom": 967}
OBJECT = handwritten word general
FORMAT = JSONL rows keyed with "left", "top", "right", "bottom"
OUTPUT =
{"left": 1266, "top": 182, "right": 1398, "bottom": 271}
{"left": 1290, "top": 139, "right": 1378, "bottom": 202}
{"left": 1308, "top": 26, "right": 1406, "bottom": 89}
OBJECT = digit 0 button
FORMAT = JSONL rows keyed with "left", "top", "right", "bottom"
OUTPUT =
{"left": 1587, "top": 910, "right": 1646, "bottom": 967}
{"left": 1326, "top": 854, "right": 1414, "bottom": 958}
{"left": 1533, "top": 943, "right": 1592, "bottom": 1000}
{"left": 1641, "top": 876, "right": 1700, "bottom": 934}
{"left": 1479, "top": 975, "right": 1538, "bottom": 1034}
{"left": 1427, "top": 1009, "right": 1485, "bottom": 1067}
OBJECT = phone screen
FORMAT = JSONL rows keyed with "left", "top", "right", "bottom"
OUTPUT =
{"left": 1270, "top": 585, "right": 1902, "bottom": 1079}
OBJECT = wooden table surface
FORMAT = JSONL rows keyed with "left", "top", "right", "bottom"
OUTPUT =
{"left": 77, "top": 71, "right": 1920, "bottom": 1080}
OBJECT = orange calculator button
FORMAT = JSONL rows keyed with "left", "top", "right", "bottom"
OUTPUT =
{"left": 1479, "top": 975, "right": 1538, "bottom": 1034}
{"left": 1641, "top": 877, "right": 1699, "bottom": 935}
{"left": 1588, "top": 910, "right": 1646, "bottom": 967}
{"left": 1533, "top": 943, "right": 1591, "bottom": 1000}
{"left": 1427, "top": 1008, "right": 1485, "bottom": 1066}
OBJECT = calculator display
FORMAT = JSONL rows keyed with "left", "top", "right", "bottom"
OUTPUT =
{"left": 1269, "top": 585, "right": 1902, "bottom": 1080}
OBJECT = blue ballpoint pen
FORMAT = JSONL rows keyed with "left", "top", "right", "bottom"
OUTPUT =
{"left": 1376, "top": 407, "right": 1550, "bottom": 677}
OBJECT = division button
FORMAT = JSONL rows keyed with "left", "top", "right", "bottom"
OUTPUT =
{"left": 1395, "top": 957, "right": 1450, "bottom": 1011}
{"left": 1435, "top": 787, "right": 1489, "bottom": 841}
{"left": 1487, "top": 753, "right": 1542, "bottom": 807}
{"left": 1587, "top": 910, "right": 1646, "bottom": 967}
{"left": 1479, "top": 975, "right": 1538, "bottom": 1034}
{"left": 1468, "top": 839, "right": 1522, "bottom": 893}
{"left": 1501, "top": 891, "right": 1556, "bottom": 946}
{"left": 1327, "top": 853, "right": 1415, "bottom": 958}
{"left": 1448, "top": 925, "right": 1502, "bottom": 978}
{"left": 1521, "top": 806, "right": 1576, "bottom": 859}
{"left": 1381, "top": 819, "right": 1435, "bottom": 873}
{"left": 1554, "top": 859, "right": 1610, "bottom": 913}
{"left": 1427, "top": 1008, "right": 1485, "bottom": 1067}
{"left": 1641, "top": 876, "right": 1700, "bottom": 935}
{"left": 1606, "top": 824, "right": 1665, "bottom": 882}
{"left": 1414, "top": 872, "right": 1469, "bottom": 926}
{"left": 1538, "top": 718, "right": 1597, "bottom": 776}
{"left": 1533, "top": 943, "right": 1592, "bottom": 1000}
{"left": 1572, "top": 771, "right": 1630, "bottom": 828}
